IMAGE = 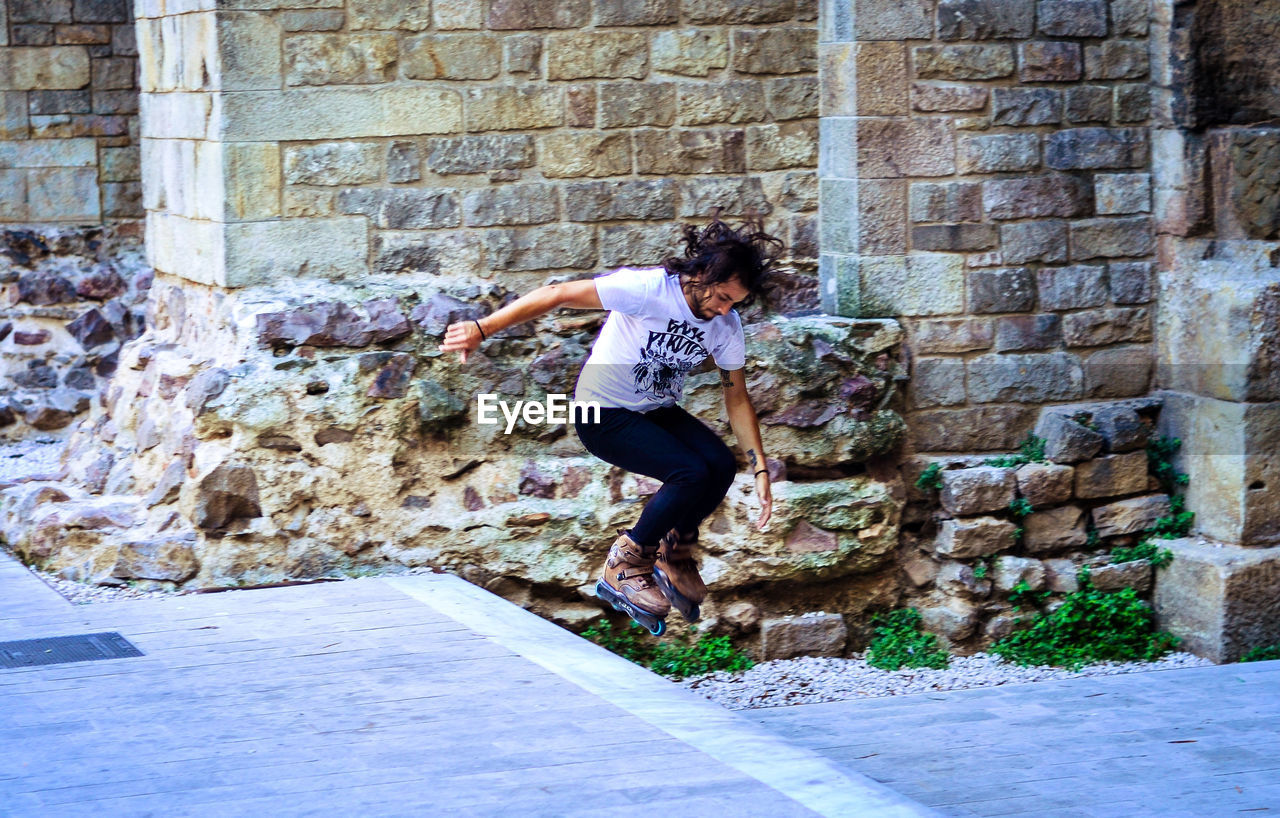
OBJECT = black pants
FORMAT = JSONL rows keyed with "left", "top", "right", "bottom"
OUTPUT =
{"left": 574, "top": 405, "right": 737, "bottom": 548}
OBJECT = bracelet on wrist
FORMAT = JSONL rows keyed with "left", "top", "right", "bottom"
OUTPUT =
{"left": 473, "top": 319, "right": 487, "bottom": 341}
{"left": 754, "top": 469, "right": 768, "bottom": 477}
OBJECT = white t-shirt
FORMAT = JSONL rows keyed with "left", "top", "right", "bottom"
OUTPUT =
{"left": 574, "top": 266, "right": 746, "bottom": 412}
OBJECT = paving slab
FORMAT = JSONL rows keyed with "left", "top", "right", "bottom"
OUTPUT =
{"left": 0, "top": 554, "right": 936, "bottom": 817}
{"left": 749, "top": 656, "right": 1280, "bottom": 817}
{"left": 19, "top": 545, "right": 1276, "bottom": 818}
{"left": 0, "top": 547, "right": 70, "bottom": 623}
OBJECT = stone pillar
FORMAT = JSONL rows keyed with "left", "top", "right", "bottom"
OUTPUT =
{"left": 136, "top": 1, "right": 459, "bottom": 287}
{"left": 1148, "top": 0, "right": 1280, "bottom": 660}
{"left": 1152, "top": 539, "right": 1280, "bottom": 663}
{"left": 815, "top": 0, "right": 1276, "bottom": 661}
{"left": 0, "top": 0, "right": 148, "bottom": 439}
{"left": 1150, "top": 0, "right": 1280, "bottom": 549}
{"left": 1156, "top": 239, "right": 1280, "bottom": 548}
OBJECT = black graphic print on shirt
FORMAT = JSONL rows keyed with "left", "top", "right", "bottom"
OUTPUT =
{"left": 631, "top": 318, "right": 708, "bottom": 402}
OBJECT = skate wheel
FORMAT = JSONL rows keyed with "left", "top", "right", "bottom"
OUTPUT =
{"left": 648, "top": 619, "right": 666, "bottom": 637}
{"left": 594, "top": 580, "right": 620, "bottom": 612}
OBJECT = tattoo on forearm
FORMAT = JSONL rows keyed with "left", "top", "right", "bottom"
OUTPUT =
{"left": 719, "top": 368, "right": 734, "bottom": 388}
{"left": 747, "top": 449, "right": 758, "bottom": 469}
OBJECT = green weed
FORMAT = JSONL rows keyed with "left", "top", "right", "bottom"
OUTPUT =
{"left": 915, "top": 462, "right": 943, "bottom": 491}
{"left": 1240, "top": 644, "right": 1280, "bottom": 663}
{"left": 1071, "top": 411, "right": 1099, "bottom": 431}
{"left": 1098, "top": 435, "right": 1194, "bottom": 569}
{"left": 1020, "top": 434, "right": 1047, "bottom": 463}
{"left": 1147, "top": 435, "right": 1190, "bottom": 492}
{"left": 1008, "top": 578, "right": 1051, "bottom": 610}
{"left": 1110, "top": 495, "right": 1191, "bottom": 568}
{"left": 866, "top": 608, "right": 950, "bottom": 671}
{"left": 581, "top": 619, "right": 754, "bottom": 679}
{"left": 991, "top": 572, "right": 1180, "bottom": 671}
{"left": 981, "top": 434, "right": 1048, "bottom": 468}
{"left": 649, "top": 631, "right": 755, "bottom": 679}
{"left": 982, "top": 455, "right": 1026, "bottom": 468}
{"left": 1145, "top": 494, "right": 1195, "bottom": 540}
{"left": 581, "top": 618, "right": 651, "bottom": 665}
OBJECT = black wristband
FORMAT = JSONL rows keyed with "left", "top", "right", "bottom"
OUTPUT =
{"left": 473, "top": 319, "right": 487, "bottom": 341}
{"left": 754, "top": 469, "right": 768, "bottom": 477}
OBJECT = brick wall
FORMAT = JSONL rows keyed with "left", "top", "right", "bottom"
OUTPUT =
{"left": 138, "top": 0, "right": 818, "bottom": 292}
{"left": 0, "top": 0, "right": 141, "bottom": 222}
{"left": 820, "top": 0, "right": 1156, "bottom": 454}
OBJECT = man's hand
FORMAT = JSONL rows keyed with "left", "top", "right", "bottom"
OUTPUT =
{"left": 436, "top": 280, "right": 602, "bottom": 365}
{"left": 721, "top": 370, "right": 771, "bottom": 531}
{"left": 440, "top": 320, "right": 483, "bottom": 364}
{"left": 755, "top": 470, "right": 772, "bottom": 530}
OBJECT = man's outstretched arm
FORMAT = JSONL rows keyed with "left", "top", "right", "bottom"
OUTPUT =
{"left": 721, "top": 367, "right": 772, "bottom": 530}
{"left": 439, "top": 279, "right": 603, "bottom": 363}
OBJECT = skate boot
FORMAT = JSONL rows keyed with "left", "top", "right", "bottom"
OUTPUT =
{"left": 594, "top": 531, "right": 670, "bottom": 636}
{"left": 653, "top": 528, "right": 706, "bottom": 623}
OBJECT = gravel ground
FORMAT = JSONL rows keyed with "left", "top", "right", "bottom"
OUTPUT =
{"left": 21, "top": 562, "right": 442, "bottom": 606}
{"left": 0, "top": 437, "right": 66, "bottom": 482}
{"left": 39, "top": 572, "right": 177, "bottom": 604}
{"left": 679, "top": 651, "right": 1216, "bottom": 709}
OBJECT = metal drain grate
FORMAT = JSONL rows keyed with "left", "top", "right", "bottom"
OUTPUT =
{"left": 0, "top": 632, "right": 144, "bottom": 669}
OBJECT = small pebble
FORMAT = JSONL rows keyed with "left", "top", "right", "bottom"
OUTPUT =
{"left": 28, "top": 564, "right": 441, "bottom": 606}
{"left": 39, "top": 573, "right": 173, "bottom": 605}
{"left": 680, "top": 651, "right": 1215, "bottom": 709}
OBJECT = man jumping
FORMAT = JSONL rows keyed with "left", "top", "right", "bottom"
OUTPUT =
{"left": 440, "top": 217, "right": 781, "bottom": 635}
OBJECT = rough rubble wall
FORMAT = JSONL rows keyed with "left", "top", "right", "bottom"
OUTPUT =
{"left": 819, "top": 0, "right": 1158, "bottom": 458}
{"left": 0, "top": 273, "right": 911, "bottom": 653}
{"left": 138, "top": 0, "right": 819, "bottom": 291}
{"left": 0, "top": 224, "right": 151, "bottom": 439}
{"left": 0, "top": 0, "right": 142, "bottom": 222}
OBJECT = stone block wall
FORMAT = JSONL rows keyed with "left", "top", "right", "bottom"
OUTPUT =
{"left": 819, "top": 0, "right": 1157, "bottom": 456}
{"left": 0, "top": 0, "right": 141, "bottom": 222}
{"left": 900, "top": 397, "right": 1169, "bottom": 648}
{"left": 137, "top": 0, "right": 819, "bottom": 292}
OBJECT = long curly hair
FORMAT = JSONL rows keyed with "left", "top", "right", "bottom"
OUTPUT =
{"left": 661, "top": 214, "right": 784, "bottom": 310}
